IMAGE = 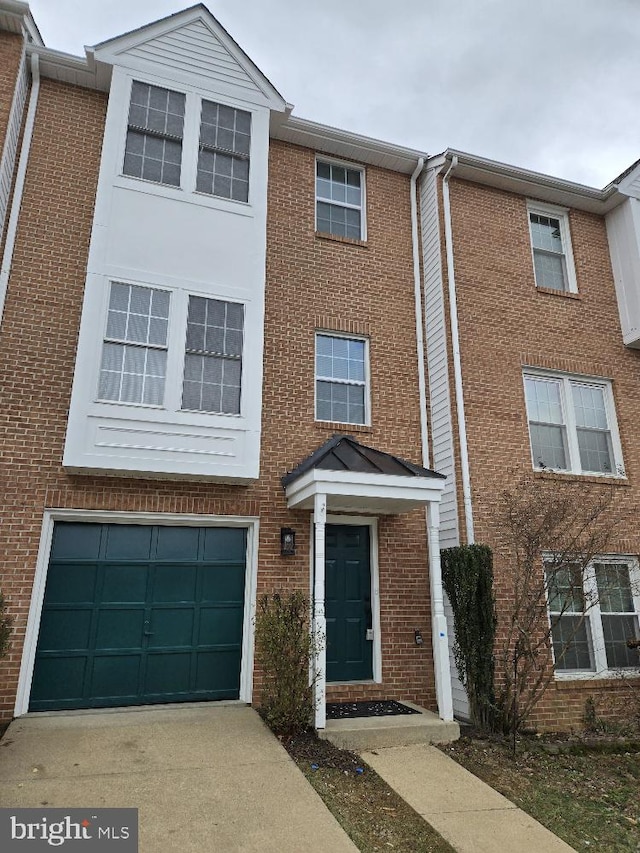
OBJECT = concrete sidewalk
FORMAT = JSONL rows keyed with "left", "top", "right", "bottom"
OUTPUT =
{"left": 363, "top": 743, "right": 575, "bottom": 853}
{"left": 0, "top": 705, "right": 357, "bottom": 853}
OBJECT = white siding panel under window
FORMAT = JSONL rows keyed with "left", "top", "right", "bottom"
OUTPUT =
{"left": 420, "top": 167, "right": 469, "bottom": 720}
{"left": 0, "top": 46, "right": 27, "bottom": 243}
{"left": 125, "top": 21, "right": 264, "bottom": 97}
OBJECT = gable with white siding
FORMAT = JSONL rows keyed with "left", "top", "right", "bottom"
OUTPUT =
{"left": 92, "top": 8, "right": 286, "bottom": 110}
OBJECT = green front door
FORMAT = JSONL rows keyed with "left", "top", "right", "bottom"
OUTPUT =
{"left": 30, "top": 523, "right": 247, "bottom": 711}
{"left": 325, "top": 524, "right": 373, "bottom": 682}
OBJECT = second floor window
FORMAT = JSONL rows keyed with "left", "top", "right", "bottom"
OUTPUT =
{"left": 315, "top": 333, "right": 367, "bottom": 424}
{"left": 527, "top": 203, "right": 577, "bottom": 292}
{"left": 98, "top": 282, "right": 170, "bottom": 406}
{"left": 524, "top": 372, "right": 622, "bottom": 476}
{"left": 123, "top": 82, "right": 185, "bottom": 187}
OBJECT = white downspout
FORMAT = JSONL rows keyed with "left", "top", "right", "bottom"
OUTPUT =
{"left": 411, "top": 157, "right": 430, "bottom": 468}
{"left": 0, "top": 52, "right": 40, "bottom": 326}
{"left": 413, "top": 159, "right": 453, "bottom": 721}
{"left": 442, "top": 155, "right": 475, "bottom": 544}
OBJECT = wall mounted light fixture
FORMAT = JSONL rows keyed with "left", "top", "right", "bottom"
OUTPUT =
{"left": 280, "top": 528, "right": 296, "bottom": 556}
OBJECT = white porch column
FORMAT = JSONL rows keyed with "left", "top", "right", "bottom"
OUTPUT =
{"left": 313, "top": 492, "right": 327, "bottom": 729}
{"left": 427, "top": 502, "right": 454, "bottom": 721}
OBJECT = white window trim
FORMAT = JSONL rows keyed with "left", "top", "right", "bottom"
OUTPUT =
{"left": 315, "top": 331, "right": 371, "bottom": 426}
{"left": 315, "top": 155, "right": 367, "bottom": 241}
{"left": 527, "top": 200, "right": 578, "bottom": 294}
{"left": 545, "top": 554, "right": 640, "bottom": 681}
{"left": 95, "top": 278, "right": 247, "bottom": 418}
{"left": 523, "top": 368, "right": 624, "bottom": 478}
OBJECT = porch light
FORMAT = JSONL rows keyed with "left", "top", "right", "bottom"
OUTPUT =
{"left": 280, "top": 528, "right": 296, "bottom": 556}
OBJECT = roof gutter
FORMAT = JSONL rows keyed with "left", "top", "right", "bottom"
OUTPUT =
{"left": 442, "top": 154, "right": 475, "bottom": 544}
{"left": 411, "top": 157, "right": 430, "bottom": 467}
{"left": 0, "top": 52, "right": 39, "bottom": 326}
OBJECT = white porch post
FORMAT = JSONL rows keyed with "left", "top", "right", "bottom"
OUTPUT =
{"left": 313, "top": 492, "right": 327, "bottom": 729}
{"left": 427, "top": 501, "right": 454, "bottom": 721}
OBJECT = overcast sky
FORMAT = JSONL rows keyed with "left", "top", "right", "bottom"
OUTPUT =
{"left": 27, "top": 0, "right": 640, "bottom": 188}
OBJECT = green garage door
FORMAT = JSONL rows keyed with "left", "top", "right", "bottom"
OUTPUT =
{"left": 30, "top": 523, "right": 247, "bottom": 711}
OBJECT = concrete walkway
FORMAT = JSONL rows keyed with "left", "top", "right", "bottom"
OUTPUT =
{"left": 0, "top": 705, "right": 357, "bottom": 853}
{"left": 363, "top": 743, "right": 575, "bottom": 853}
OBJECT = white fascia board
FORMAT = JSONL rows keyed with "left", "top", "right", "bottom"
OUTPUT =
{"left": 271, "top": 114, "right": 429, "bottom": 175}
{"left": 0, "top": 1, "right": 43, "bottom": 45}
{"left": 431, "top": 149, "right": 623, "bottom": 215}
{"left": 285, "top": 468, "right": 445, "bottom": 511}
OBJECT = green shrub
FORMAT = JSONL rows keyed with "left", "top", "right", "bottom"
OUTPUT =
{"left": 441, "top": 544, "right": 496, "bottom": 730}
{"left": 254, "top": 591, "right": 317, "bottom": 735}
{"left": 0, "top": 591, "right": 12, "bottom": 658}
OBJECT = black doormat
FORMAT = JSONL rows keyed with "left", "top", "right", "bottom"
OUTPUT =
{"left": 326, "top": 700, "right": 421, "bottom": 720}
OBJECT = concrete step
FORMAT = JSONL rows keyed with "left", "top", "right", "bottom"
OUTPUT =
{"left": 319, "top": 702, "right": 460, "bottom": 751}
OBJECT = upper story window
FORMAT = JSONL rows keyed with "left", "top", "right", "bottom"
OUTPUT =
{"left": 316, "top": 160, "right": 364, "bottom": 240}
{"left": 123, "top": 82, "right": 185, "bottom": 187}
{"left": 547, "top": 558, "right": 640, "bottom": 675}
{"left": 196, "top": 101, "right": 251, "bottom": 202}
{"left": 527, "top": 202, "right": 577, "bottom": 293}
{"left": 315, "top": 333, "right": 368, "bottom": 424}
{"left": 98, "top": 282, "right": 170, "bottom": 406}
{"left": 523, "top": 371, "right": 623, "bottom": 476}
{"left": 182, "top": 296, "right": 244, "bottom": 414}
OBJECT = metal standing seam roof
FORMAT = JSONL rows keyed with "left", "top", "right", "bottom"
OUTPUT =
{"left": 281, "top": 435, "right": 446, "bottom": 488}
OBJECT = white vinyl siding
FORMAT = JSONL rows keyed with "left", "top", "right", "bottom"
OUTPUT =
{"left": 0, "top": 45, "right": 27, "bottom": 242}
{"left": 524, "top": 372, "right": 622, "bottom": 476}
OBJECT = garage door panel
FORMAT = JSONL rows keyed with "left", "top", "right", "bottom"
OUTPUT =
{"left": 203, "top": 528, "right": 246, "bottom": 562}
{"left": 156, "top": 527, "right": 200, "bottom": 561}
{"left": 45, "top": 564, "right": 97, "bottom": 604}
{"left": 31, "top": 522, "right": 248, "bottom": 711}
{"left": 195, "top": 650, "right": 241, "bottom": 694}
{"left": 51, "top": 523, "right": 102, "bottom": 561}
{"left": 198, "top": 606, "right": 243, "bottom": 645}
{"left": 145, "top": 652, "right": 191, "bottom": 695}
{"left": 101, "top": 565, "right": 148, "bottom": 603}
{"left": 37, "top": 609, "right": 93, "bottom": 651}
{"left": 201, "top": 565, "right": 245, "bottom": 602}
{"left": 153, "top": 565, "right": 198, "bottom": 602}
{"left": 104, "top": 525, "right": 153, "bottom": 561}
{"left": 149, "top": 609, "right": 194, "bottom": 648}
{"left": 95, "top": 609, "right": 145, "bottom": 649}
{"left": 92, "top": 655, "right": 142, "bottom": 699}
{"left": 30, "top": 657, "right": 88, "bottom": 705}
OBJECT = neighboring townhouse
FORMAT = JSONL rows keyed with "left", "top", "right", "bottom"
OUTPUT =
{"left": 420, "top": 152, "right": 640, "bottom": 728}
{"left": 0, "top": 2, "right": 452, "bottom": 729}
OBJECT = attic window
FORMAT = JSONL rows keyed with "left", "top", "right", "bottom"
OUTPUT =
{"left": 123, "top": 81, "right": 185, "bottom": 187}
{"left": 196, "top": 100, "right": 251, "bottom": 203}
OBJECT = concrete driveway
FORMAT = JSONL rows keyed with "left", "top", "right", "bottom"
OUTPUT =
{"left": 0, "top": 704, "right": 357, "bottom": 852}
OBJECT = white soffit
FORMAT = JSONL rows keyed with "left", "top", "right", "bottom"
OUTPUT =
{"left": 285, "top": 469, "right": 445, "bottom": 515}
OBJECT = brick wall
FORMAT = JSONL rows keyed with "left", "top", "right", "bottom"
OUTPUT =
{"left": 0, "top": 79, "right": 437, "bottom": 717}
{"left": 447, "top": 176, "right": 640, "bottom": 730}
